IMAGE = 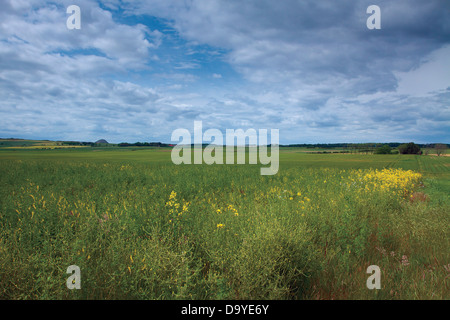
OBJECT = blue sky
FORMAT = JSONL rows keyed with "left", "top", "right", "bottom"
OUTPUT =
{"left": 0, "top": 0, "right": 449, "bottom": 144}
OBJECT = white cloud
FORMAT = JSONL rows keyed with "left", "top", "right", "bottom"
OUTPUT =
{"left": 0, "top": 0, "right": 160, "bottom": 70}
{"left": 394, "top": 45, "right": 450, "bottom": 96}
{"left": 1, "top": 0, "right": 449, "bottom": 143}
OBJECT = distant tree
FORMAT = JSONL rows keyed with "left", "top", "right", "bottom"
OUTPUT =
{"left": 435, "top": 143, "right": 447, "bottom": 156}
{"left": 375, "top": 144, "right": 391, "bottom": 154}
{"left": 423, "top": 144, "right": 431, "bottom": 155}
{"left": 398, "top": 142, "right": 421, "bottom": 155}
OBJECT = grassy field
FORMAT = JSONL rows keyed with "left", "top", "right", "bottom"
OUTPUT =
{"left": 0, "top": 147, "right": 448, "bottom": 299}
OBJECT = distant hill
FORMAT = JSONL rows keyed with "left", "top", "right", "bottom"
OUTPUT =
{"left": 95, "top": 139, "right": 109, "bottom": 144}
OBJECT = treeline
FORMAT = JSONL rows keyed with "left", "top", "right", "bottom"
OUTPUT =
{"left": 281, "top": 143, "right": 448, "bottom": 148}
{"left": 282, "top": 143, "right": 394, "bottom": 154}
{"left": 62, "top": 141, "right": 96, "bottom": 146}
{"left": 61, "top": 141, "right": 172, "bottom": 147}
{"left": 118, "top": 142, "right": 172, "bottom": 147}
{"left": 55, "top": 140, "right": 449, "bottom": 152}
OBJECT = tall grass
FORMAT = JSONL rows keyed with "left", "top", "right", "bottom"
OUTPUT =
{"left": 0, "top": 159, "right": 448, "bottom": 299}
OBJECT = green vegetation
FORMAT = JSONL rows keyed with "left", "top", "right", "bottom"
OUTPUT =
{"left": 434, "top": 143, "right": 448, "bottom": 157}
{"left": 398, "top": 142, "right": 421, "bottom": 155}
{"left": 375, "top": 145, "right": 392, "bottom": 154}
{"left": 0, "top": 148, "right": 448, "bottom": 299}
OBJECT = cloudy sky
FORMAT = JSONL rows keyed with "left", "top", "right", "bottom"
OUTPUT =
{"left": 0, "top": 0, "right": 449, "bottom": 144}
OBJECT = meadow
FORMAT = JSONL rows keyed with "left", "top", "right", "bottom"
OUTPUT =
{"left": 0, "top": 147, "right": 448, "bottom": 299}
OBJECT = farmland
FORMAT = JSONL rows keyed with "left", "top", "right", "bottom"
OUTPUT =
{"left": 0, "top": 147, "right": 448, "bottom": 299}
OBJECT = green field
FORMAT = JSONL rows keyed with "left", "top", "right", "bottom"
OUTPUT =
{"left": 0, "top": 148, "right": 448, "bottom": 299}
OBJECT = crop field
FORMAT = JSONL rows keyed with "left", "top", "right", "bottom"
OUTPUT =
{"left": 0, "top": 148, "right": 448, "bottom": 299}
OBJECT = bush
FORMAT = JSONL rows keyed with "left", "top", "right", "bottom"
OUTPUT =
{"left": 375, "top": 145, "right": 391, "bottom": 154}
{"left": 398, "top": 142, "right": 421, "bottom": 155}
{"left": 434, "top": 143, "right": 448, "bottom": 156}
{"left": 230, "top": 221, "right": 319, "bottom": 299}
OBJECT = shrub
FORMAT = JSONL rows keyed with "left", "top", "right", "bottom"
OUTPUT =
{"left": 375, "top": 145, "right": 391, "bottom": 154}
{"left": 398, "top": 142, "right": 421, "bottom": 155}
{"left": 434, "top": 143, "right": 447, "bottom": 156}
{"left": 230, "top": 221, "right": 319, "bottom": 299}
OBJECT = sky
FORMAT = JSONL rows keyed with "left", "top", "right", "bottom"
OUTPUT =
{"left": 0, "top": 0, "right": 449, "bottom": 144}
